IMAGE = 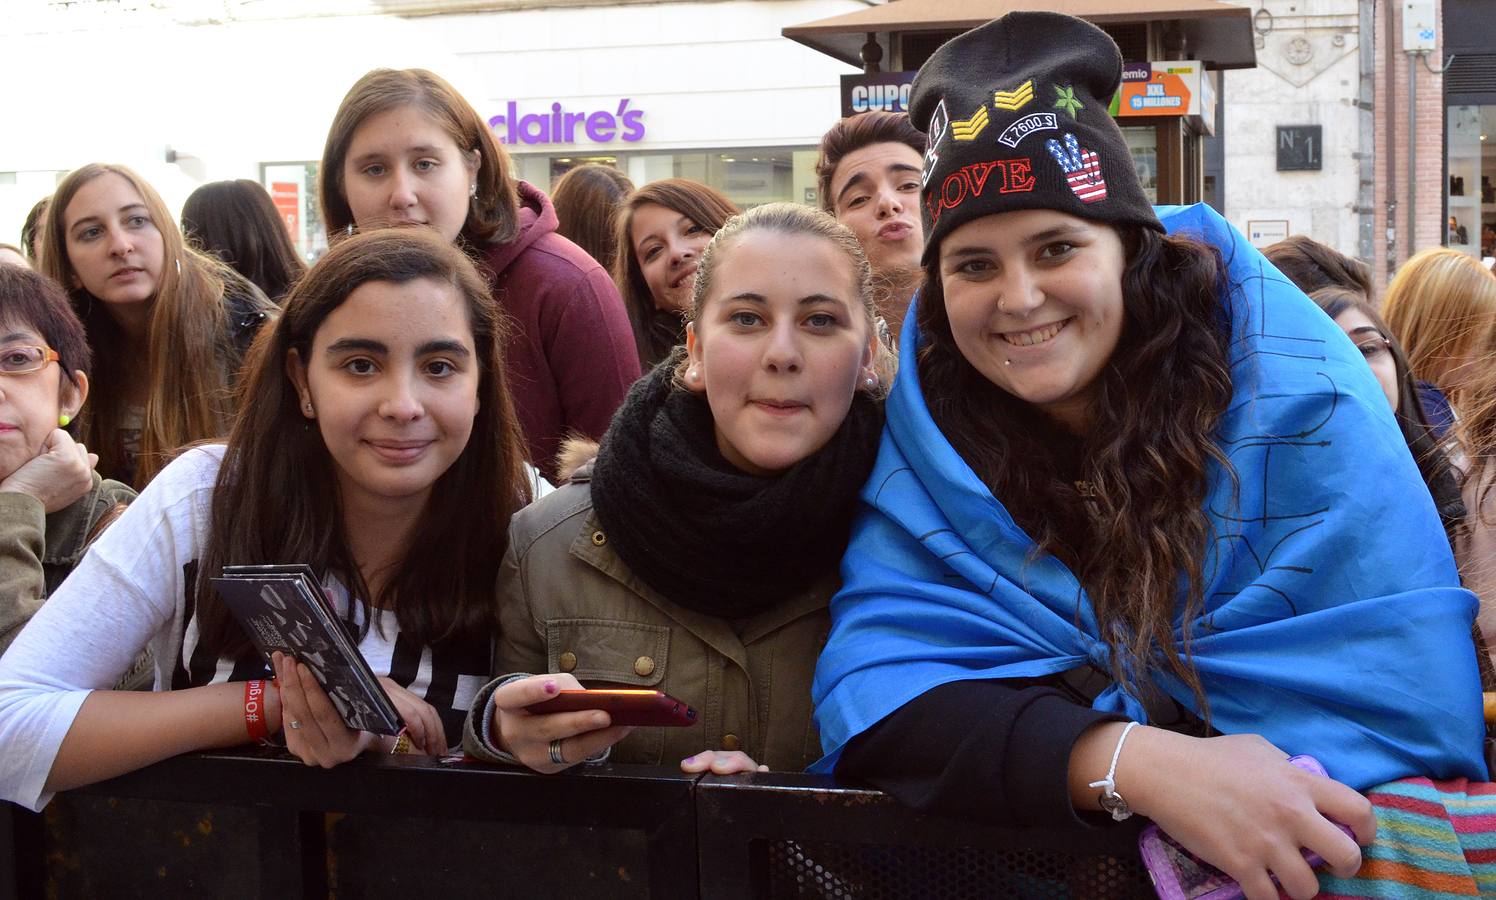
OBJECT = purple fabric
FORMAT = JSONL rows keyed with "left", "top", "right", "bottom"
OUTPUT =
{"left": 482, "top": 181, "right": 642, "bottom": 480}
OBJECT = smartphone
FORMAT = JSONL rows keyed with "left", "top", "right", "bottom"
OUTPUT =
{"left": 1137, "top": 755, "right": 1357, "bottom": 900}
{"left": 524, "top": 689, "right": 698, "bottom": 727}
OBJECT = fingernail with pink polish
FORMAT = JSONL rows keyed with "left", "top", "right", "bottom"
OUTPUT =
{"left": 543, "top": 680, "right": 558, "bottom": 694}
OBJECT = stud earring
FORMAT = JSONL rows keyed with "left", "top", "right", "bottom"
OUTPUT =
{"left": 345, "top": 223, "right": 355, "bottom": 236}
{"left": 469, "top": 183, "right": 478, "bottom": 199}
{"left": 686, "top": 367, "right": 701, "bottom": 383}
{"left": 304, "top": 401, "right": 314, "bottom": 416}
{"left": 58, "top": 413, "right": 71, "bottom": 427}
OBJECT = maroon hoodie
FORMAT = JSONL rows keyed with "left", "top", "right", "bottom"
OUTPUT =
{"left": 483, "top": 182, "right": 641, "bottom": 482}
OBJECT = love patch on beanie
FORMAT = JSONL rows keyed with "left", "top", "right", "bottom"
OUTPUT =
{"left": 910, "top": 11, "right": 1163, "bottom": 262}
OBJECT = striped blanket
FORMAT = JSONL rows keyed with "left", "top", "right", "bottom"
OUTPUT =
{"left": 1319, "top": 778, "right": 1496, "bottom": 898}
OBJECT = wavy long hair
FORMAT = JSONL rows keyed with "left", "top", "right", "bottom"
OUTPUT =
{"left": 192, "top": 228, "right": 531, "bottom": 660}
{"left": 320, "top": 68, "right": 519, "bottom": 248}
{"left": 917, "top": 226, "right": 1235, "bottom": 716}
{"left": 41, "top": 163, "right": 240, "bottom": 487}
{"left": 612, "top": 179, "right": 738, "bottom": 368}
{"left": 1382, "top": 248, "right": 1496, "bottom": 407}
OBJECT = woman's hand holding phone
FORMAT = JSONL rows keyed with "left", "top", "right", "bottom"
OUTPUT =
{"left": 1117, "top": 729, "right": 1375, "bottom": 900}
{"left": 272, "top": 652, "right": 447, "bottom": 767}
{"left": 490, "top": 674, "right": 635, "bottom": 774}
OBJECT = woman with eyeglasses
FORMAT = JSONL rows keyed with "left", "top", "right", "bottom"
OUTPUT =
{"left": 1306, "top": 285, "right": 1467, "bottom": 550}
{"left": 0, "top": 265, "right": 135, "bottom": 653}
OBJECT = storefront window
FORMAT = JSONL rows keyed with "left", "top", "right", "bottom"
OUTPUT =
{"left": 1121, "top": 127, "right": 1159, "bottom": 204}
{"left": 1447, "top": 105, "right": 1494, "bottom": 259}
{"left": 515, "top": 146, "right": 819, "bottom": 209}
{"left": 259, "top": 162, "right": 325, "bottom": 264}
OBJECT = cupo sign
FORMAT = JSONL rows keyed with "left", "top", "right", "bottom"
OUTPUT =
{"left": 488, "top": 99, "right": 646, "bottom": 146}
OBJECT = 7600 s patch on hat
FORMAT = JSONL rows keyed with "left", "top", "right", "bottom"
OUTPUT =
{"left": 911, "top": 11, "right": 1164, "bottom": 262}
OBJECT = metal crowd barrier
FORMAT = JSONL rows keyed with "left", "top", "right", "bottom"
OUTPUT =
{"left": 2, "top": 749, "right": 1153, "bottom": 898}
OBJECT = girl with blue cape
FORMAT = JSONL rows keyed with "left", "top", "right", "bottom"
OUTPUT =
{"left": 810, "top": 12, "right": 1488, "bottom": 899}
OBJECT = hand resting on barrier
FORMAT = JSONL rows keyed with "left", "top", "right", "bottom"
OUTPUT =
{"left": 273, "top": 652, "right": 447, "bottom": 766}
{"left": 679, "top": 750, "right": 768, "bottom": 775}
{"left": 490, "top": 673, "right": 635, "bottom": 773}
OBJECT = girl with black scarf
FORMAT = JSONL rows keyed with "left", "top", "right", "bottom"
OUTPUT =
{"left": 462, "top": 203, "right": 888, "bottom": 773}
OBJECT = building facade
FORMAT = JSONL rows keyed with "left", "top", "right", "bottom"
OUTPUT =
{"left": 0, "top": 0, "right": 866, "bottom": 259}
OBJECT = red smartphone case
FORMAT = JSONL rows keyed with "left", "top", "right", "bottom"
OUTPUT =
{"left": 524, "top": 689, "right": 699, "bottom": 726}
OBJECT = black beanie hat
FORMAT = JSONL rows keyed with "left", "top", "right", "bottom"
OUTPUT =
{"left": 911, "top": 11, "right": 1164, "bottom": 262}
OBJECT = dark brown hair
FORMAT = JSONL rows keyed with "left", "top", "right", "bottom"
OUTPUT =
{"left": 815, "top": 112, "right": 927, "bottom": 214}
{"left": 0, "top": 264, "right": 91, "bottom": 387}
{"left": 1263, "top": 235, "right": 1374, "bottom": 301}
{"left": 612, "top": 179, "right": 738, "bottom": 367}
{"left": 193, "top": 227, "right": 531, "bottom": 659}
{"left": 41, "top": 163, "right": 240, "bottom": 487}
{"left": 319, "top": 68, "right": 519, "bottom": 248}
{"left": 182, "top": 179, "right": 306, "bottom": 301}
{"left": 917, "top": 226, "right": 1235, "bottom": 717}
{"left": 552, "top": 165, "right": 635, "bottom": 273}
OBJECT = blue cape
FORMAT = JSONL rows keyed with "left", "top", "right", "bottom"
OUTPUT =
{"left": 810, "top": 204, "right": 1486, "bottom": 789}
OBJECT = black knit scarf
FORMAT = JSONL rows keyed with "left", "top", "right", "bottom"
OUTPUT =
{"left": 591, "top": 357, "right": 885, "bottom": 619}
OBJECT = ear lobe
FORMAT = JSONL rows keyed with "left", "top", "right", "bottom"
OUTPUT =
{"left": 683, "top": 323, "right": 707, "bottom": 394}
{"left": 285, "top": 348, "right": 314, "bottom": 417}
{"left": 59, "top": 371, "right": 89, "bottom": 418}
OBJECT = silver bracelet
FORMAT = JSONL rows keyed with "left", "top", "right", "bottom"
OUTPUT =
{"left": 1088, "top": 720, "right": 1140, "bottom": 821}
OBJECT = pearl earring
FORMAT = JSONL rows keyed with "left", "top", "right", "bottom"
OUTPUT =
{"left": 686, "top": 367, "right": 700, "bottom": 383}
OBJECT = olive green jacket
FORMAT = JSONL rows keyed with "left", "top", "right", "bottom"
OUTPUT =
{"left": 464, "top": 466, "right": 834, "bottom": 771}
{"left": 0, "top": 472, "right": 136, "bottom": 654}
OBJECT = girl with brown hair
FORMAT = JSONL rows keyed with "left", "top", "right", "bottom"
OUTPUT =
{"left": 40, "top": 164, "right": 276, "bottom": 488}
{"left": 551, "top": 164, "right": 635, "bottom": 274}
{"left": 612, "top": 179, "right": 738, "bottom": 368}
{"left": 0, "top": 227, "right": 538, "bottom": 809}
{"left": 181, "top": 179, "right": 307, "bottom": 302}
{"left": 319, "top": 68, "right": 640, "bottom": 483}
{"left": 812, "top": 13, "right": 1486, "bottom": 900}
{"left": 463, "top": 203, "right": 888, "bottom": 774}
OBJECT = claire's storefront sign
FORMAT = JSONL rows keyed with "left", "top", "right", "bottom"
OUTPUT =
{"left": 488, "top": 100, "right": 646, "bottom": 146}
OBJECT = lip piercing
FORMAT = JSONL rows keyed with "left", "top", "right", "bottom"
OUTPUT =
{"left": 1004, "top": 359, "right": 1012, "bottom": 366}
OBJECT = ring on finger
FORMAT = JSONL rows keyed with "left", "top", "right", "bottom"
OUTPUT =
{"left": 289, "top": 720, "right": 303, "bottom": 730}
{"left": 548, "top": 738, "right": 567, "bottom": 765}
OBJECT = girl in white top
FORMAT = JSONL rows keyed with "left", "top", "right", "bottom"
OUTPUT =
{"left": 0, "top": 227, "right": 538, "bottom": 811}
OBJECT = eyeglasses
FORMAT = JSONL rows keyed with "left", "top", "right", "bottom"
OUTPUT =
{"left": 0, "top": 345, "right": 61, "bottom": 376}
{"left": 1354, "top": 335, "right": 1392, "bottom": 362}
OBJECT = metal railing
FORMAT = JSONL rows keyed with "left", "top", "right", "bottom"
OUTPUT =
{"left": 3, "top": 750, "right": 1153, "bottom": 899}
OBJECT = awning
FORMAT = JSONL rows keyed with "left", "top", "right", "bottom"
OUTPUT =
{"left": 783, "top": 0, "right": 1257, "bottom": 71}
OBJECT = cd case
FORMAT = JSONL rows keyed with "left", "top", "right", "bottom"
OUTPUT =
{"left": 211, "top": 564, "right": 404, "bottom": 736}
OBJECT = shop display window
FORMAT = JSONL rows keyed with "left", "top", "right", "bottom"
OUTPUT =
{"left": 1447, "top": 106, "right": 1496, "bottom": 260}
{"left": 259, "top": 162, "right": 325, "bottom": 263}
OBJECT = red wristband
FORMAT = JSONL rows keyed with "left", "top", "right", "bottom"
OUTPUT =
{"left": 244, "top": 679, "right": 269, "bottom": 744}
